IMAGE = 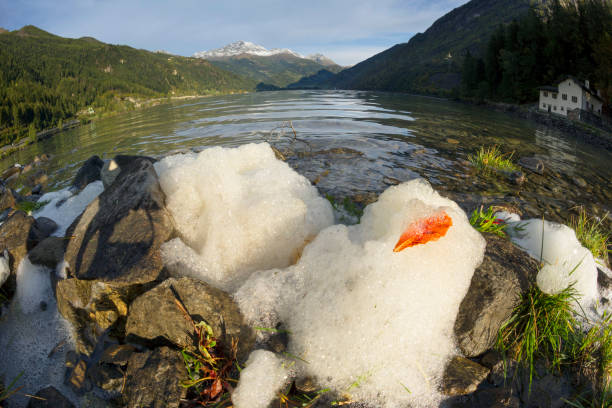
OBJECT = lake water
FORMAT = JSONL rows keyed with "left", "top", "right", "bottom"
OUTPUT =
{"left": 1, "top": 90, "right": 610, "bottom": 224}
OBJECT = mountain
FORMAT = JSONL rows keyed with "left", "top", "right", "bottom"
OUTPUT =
{"left": 299, "top": 0, "right": 532, "bottom": 95}
{"left": 194, "top": 41, "right": 342, "bottom": 88}
{"left": 194, "top": 40, "right": 303, "bottom": 58}
{"left": 0, "top": 26, "right": 255, "bottom": 144}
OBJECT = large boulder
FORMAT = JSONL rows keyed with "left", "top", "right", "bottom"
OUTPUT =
{"left": 122, "top": 347, "right": 186, "bottom": 408}
{"left": 126, "top": 277, "right": 255, "bottom": 361}
{"left": 64, "top": 156, "right": 173, "bottom": 283}
{"left": 454, "top": 234, "right": 539, "bottom": 357}
{"left": 28, "top": 236, "right": 65, "bottom": 268}
{"left": 57, "top": 156, "right": 175, "bottom": 354}
{"left": 71, "top": 155, "right": 104, "bottom": 192}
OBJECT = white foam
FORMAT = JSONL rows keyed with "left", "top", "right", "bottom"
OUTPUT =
{"left": 508, "top": 218, "right": 598, "bottom": 309}
{"left": 35, "top": 181, "right": 104, "bottom": 237}
{"left": 235, "top": 179, "right": 486, "bottom": 407}
{"left": 231, "top": 350, "right": 291, "bottom": 408}
{"left": 0, "top": 250, "right": 9, "bottom": 287}
{"left": 0, "top": 257, "right": 77, "bottom": 407}
{"left": 154, "top": 143, "right": 334, "bottom": 292}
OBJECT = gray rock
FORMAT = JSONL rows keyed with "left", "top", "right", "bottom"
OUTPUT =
{"left": 71, "top": 155, "right": 104, "bottom": 192}
{"left": 518, "top": 157, "right": 545, "bottom": 175}
{"left": 88, "top": 363, "right": 124, "bottom": 394}
{"left": 29, "top": 236, "right": 65, "bottom": 268}
{"left": 126, "top": 277, "right": 255, "bottom": 361}
{"left": 122, "top": 347, "right": 186, "bottom": 408}
{"left": 454, "top": 234, "right": 539, "bottom": 357}
{"left": 26, "top": 386, "right": 75, "bottom": 408}
{"left": 31, "top": 216, "right": 58, "bottom": 241}
{"left": 64, "top": 156, "right": 173, "bottom": 283}
{"left": 101, "top": 159, "right": 120, "bottom": 189}
{"left": 442, "top": 356, "right": 490, "bottom": 396}
{"left": 31, "top": 184, "right": 43, "bottom": 195}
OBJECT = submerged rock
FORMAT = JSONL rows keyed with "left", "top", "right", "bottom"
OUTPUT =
{"left": 126, "top": 277, "right": 255, "bottom": 361}
{"left": 454, "top": 234, "right": 539, "bottom": 357}
{"left": 122, "top": 347, "right": 186, "bottom": 408}
{"left": 26, "top": 386, "right": 75, "bottom": 408}
{"left": 518, "top": 156, "right": 545, "bottom": 175}
{"left": 29, "top": 236, "right": 65, "bottom": 268}
{"left": 0, "top": 211, "right": 36, "bottom": 300}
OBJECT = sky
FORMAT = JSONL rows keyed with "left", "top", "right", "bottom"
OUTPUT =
{"left": 0, "top": 0, "right": 468, "bottom": 66}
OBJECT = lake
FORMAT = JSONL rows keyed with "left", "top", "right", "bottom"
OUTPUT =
{"left": 1, "top": 90, "right": 610, "bottom": 224}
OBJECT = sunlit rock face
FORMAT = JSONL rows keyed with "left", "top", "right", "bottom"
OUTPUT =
{"left": 154, "top": 143, "right": 334, "bottom": 292}
{"left": 235, "top": 179, "right": 486, "bottom": 408}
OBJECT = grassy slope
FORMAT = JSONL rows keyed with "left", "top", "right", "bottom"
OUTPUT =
{"left": 207, "top": 53, "right": 342, "bottom": 88}
{"left": 316, "top": 0, "right": 531, "bottom": 95}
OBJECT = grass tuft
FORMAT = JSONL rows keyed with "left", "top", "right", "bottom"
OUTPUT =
{"left": 468, "top": 145, "right": 519, "bottom": 173}
{"left": 469, "top": 206, "right": 508, "bottom": 238}
{"left": 569, "top": 208, "right": 610, "bottom": 264}
{"left": 496, "top": 285, "right": 578, "bottom": 390}
{"left": 15, "top": 200, "right": 49, "bottom": 215}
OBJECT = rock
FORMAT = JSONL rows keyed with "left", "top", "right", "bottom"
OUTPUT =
{"left": 64, "top": 156, "right": 173, "bottom": 282}
{"left": 122, "top": 347, "right": 186, "bottom": 408}
{"left": 31, "top": 217, "right": 58, "bottom": 241}
{"left": 442, "top": 356, "right": 490, "bottom": 396}
{"left": 29, "top": 236, "right": 65, "bottom": 268}
{"left": 0, "top": 181, "right": 17, "bottom": 211}
{"left": 0, "top": 208, "right": 12, "bottom": 223}
{"left": 88, "top": 363, "right": 124, "bottom": 394}
{"left": 598, "top": 268, "right": 612, "bottom": 293}
{"left": 509, "top": 171, "right": 525, "bottom": 185}
{"left": 295, "top": 377, "right": 317, "bottom": 393}
{"left": 27, "top": 169, "right": 48, "bottom": 186}
{"left": 446, "top": 138, "right": 460, "bottom": 144}
{"left": 99, "top": 344, "right": 136, "bottom": 366}
{"left": 101, "top": 159, "right": 120, "bottom": 188}
{"left": 454, "top": 234, "right": 539, "bottom": 357}
{"left": 2, "top": 165, "right": 21, "bottom": 181}
{"left": 67, "top": 358, "right": 91, "bottom": 394}
{"left": 26, "top": 386, "right": 75, "bottom": 408}
{"left": 126, "top": 277, "right": 255, "bottom": 361}
{"left": 56, "top": 278, "right": 136, "bottom": 355}
{"left": 71, "top": 155, "right": 104, "bottom": 192}
{"left": 518, "top": 157, "right": 545, "bottom": 175}
{"left": 0, "top": 211, "right": 36, "bottom": 299}
{"left": 31, "top": 184, "right": 43, "bottom": 195}
{"left": 450, "top": 387, "right": 519, "bottom": 408}
{"left": 572, "top": 176, "right": 588, "bottom": 188}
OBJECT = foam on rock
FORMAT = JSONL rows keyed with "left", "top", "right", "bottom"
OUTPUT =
{"left": 508, "top": 218, "right": 598, "bottom": 308}
{"left": 35, "top": 181, "right": 104, "bottom": 237}
{"left": 154, "top": 143, "right": 334, "bottom": 292}
{"left": 235, "top": 179, "right": 486, "bottom": 407}
{"left": 231, "top": 350, "right": 291, "bottom": 408}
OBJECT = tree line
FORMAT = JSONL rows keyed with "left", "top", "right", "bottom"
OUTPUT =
{"left": 460, "top": 0, "right": 612, "bottom": 112}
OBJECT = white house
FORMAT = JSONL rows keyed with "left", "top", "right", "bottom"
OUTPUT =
{"left": 539, "top": 76, "right": 603, "bottom": 117}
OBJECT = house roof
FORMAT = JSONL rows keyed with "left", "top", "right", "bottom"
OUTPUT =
{"left": 559, "top": 76, "right": 604, "bottom": 103}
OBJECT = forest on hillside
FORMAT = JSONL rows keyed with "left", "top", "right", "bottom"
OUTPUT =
{"left": 460, "top": 0, "right": 612, "bottom": 111}
{"left": 0, "top": 26, "right": 254, "bottom": 145}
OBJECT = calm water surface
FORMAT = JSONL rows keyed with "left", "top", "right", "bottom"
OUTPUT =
{"left": 2, "top": 90, "right": 610, "bottom": 224}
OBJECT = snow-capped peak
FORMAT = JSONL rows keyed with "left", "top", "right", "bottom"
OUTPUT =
{"left": 306, "top": 53, "right": 338, "bottom": 66}
{"left": 194, "top": 41, "right": 303, "bottom": 58}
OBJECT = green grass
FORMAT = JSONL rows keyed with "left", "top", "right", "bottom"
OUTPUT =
{"left": 569, "top": 208, "right": 610, "bottom": 264}
{"left": 15, "top": 200, "right": 49, "bottom": 214}
{"left": 468, "top": 146, "right": 519, "bottom": 174}
{"left": 496, "top": 285, "right": 579, "bottom": 390}
{"left": 0, "top": 372, "right": 23, "bottom": 404}
{"left": 565, "top": 381, "right": 612, "bottom": 408}
{"left": 325, "top": 194, "right": 363, "bottom": 223}
{"left": 469, "top": 206, "right": 508, "bottom": 238}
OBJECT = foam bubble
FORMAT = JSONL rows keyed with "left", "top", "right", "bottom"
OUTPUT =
{"left": 235, "top": 179, "right": 486, "bottom": 407}
{"left": 509, "top": 218, "right": 598, "bottom": 308}
{"left": 15, "top": 257, "right": 53, "bottom": 314}
{"left": 231, "top": 350, "right": 291, "bottom": 408}
{"left": 36, "top": 181, "right": 104, "bottom": 237}
{"left": 154, "top": 143, "right": 334, "bottom": 292}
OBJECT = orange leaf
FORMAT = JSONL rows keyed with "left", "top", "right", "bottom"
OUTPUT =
{"left": 393, "top": 211, "right": 453, "bottom": 252}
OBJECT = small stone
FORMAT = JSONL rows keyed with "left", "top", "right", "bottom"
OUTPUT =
{"left": 572, "top": 176, "right": 587, "bottom": 188}
{"left": 67, "top": 359, "right": 91, "bottom": 393}
{"left": 295, "top": 377, "right": 317, "bottom": 393}
{"left": 31, "top": 184, "right": 43, "bottom": 195}
{"left": 88, "top": 363, "right": 124, "bottom": 393}
{"left": 446, "top": 138, "right": 460, "bottom": 144}
{"left": 442, "top": 356, "right": 490, "bottom": 396}
{"left": 99, "top": 344, "right": 136, "bottom": 366}
{"left": 65, "top": 350, "right": 78, "bottom": 368}
{"left": 518, "top": 157, "right": 545, "bottom": 175}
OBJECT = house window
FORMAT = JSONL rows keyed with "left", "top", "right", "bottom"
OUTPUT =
{"left": 544, "top": 91, "right": 548, "bottom": 97}
{"left": 552, "top": 93, "right": 557, "bottom": 99}
{"left": 553, "top": 106, "right": 556, "bottom": 110}
{"left": 572, "top": 96, "right": 578, "bottom": 103}
{"left": 562, "top": 94, "right": 567, "bottom": 100}
{"left": 561, "top": 106, "right": 564, "bottom": 111}
{"left": 542, "top": 103, "right": 546, "bottom": 108}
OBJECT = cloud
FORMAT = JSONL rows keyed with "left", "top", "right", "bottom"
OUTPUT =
{"left": 1, "top": 0, "right": 469, "bottom": 65}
